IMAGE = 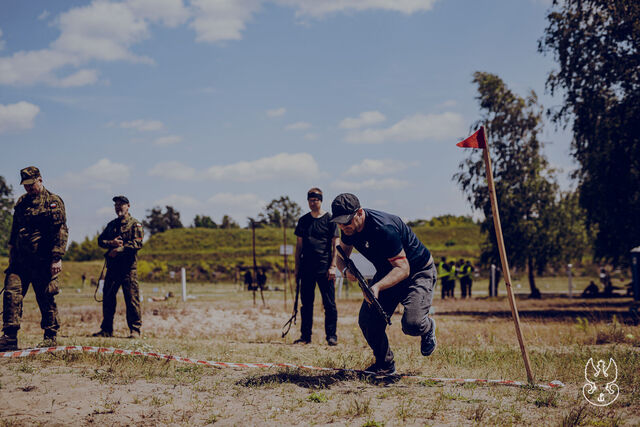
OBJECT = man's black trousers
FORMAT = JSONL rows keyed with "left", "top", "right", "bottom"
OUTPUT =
{"left": 299, "top": 272, "right": 337, "bottom": 342}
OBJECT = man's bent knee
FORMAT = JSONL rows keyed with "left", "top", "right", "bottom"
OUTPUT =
{"left": 401, "top": 313, "right": 428, "bottom": 336}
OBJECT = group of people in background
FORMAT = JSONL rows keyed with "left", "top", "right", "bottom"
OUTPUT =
{"left": 1, "top": 166, "right": 144, "bottom": 351}
{"left": 437, "top": 257, "right": 475, "bottom": 299}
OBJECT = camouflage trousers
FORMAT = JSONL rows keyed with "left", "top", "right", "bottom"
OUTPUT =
{"left": 3, "top": 259, "right": 60, "bottom": 337}
{"left": 100, "top": 268, "right": 141, "bottom": 334}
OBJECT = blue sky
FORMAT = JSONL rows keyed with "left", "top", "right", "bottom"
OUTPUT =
{"left": 0, "top": 0, "right": 572, "bottom": 242}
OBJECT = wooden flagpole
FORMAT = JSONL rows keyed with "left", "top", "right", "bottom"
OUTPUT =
{"left": 481, "top": 127, "right": 534, "bottom": 383}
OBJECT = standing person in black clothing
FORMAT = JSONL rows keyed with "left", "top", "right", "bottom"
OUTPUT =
{"left": 332, "top": 193, "right": 437, "bottom": 375}
{"left": 294, "top": 188, "right": 339, "bottom": 346}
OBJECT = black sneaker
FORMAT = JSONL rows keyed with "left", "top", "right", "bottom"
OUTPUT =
{"left": 421, "top": 318, "right": 437, "bottom": 356}
{"left": 293, "top": 337, "right": 311, "bottom": 344}
{"left": 327, "top": 337, "right": 338, "bottom": 346}
{"left": 364, "top": 360, "right": 396, "bottom": 375}
{"left": 0, "top": 334, "right": 18, "bottom": 351}
{"left": 92, "top": 330, "right": 113, "bottom": 337}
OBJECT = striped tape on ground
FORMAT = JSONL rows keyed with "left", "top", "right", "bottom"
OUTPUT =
{"left": 1, "top": 345, "right": 565, "bottom": 390}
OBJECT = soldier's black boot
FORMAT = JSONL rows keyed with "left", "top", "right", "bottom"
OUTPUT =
{"left": 37, "top": 334, "right": 57, "bottom": 348}
{"left": 0, "top": 333, "right": 18, "bottom": 351}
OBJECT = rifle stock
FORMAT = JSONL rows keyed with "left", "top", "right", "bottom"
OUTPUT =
{"left": 337, "top": 246, "right": 391, "bottom": 325}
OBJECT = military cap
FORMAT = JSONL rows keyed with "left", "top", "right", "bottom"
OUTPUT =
{"left": 330, "top": 193, "right": 361, "bottom": 224}
{"left": 112, "top": 195, "right": 130, "bottom": 204}
{"left": 20, "top": 166, "right": 41, "bottom": 185}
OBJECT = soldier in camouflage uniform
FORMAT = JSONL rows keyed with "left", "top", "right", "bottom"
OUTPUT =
{"left": 92, "top": 196, "right": 144, "bottom": 338}
{"left": 0, "top": 167, "right": 68, "bottom": 351}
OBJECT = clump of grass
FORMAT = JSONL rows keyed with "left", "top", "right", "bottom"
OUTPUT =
{"left": 465, "top": 403, "right": 488, "bottom": 422}
{"left": 308, "top": 391, "right": 328, "bottom": 403}
{"left": 561, "top": 404, "right": 590, "bottom": 427}
{"left": 346, "top": 397, "right": 371, "bottom": 417}
{"left": 362, "top": 420, "right": 384, "bottom": 427}
{"left": 534, "top": 390, "right": 559, "bottom": 408}
{"left": 17, "top": 363, "right": 35, "bottom": 374}
{"left": 595, "top": 316, "right": 627, "bottom": 344}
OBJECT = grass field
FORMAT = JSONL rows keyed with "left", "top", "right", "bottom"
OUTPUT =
{"left": 1, "top": 279, "right": 638, "bottom": 426}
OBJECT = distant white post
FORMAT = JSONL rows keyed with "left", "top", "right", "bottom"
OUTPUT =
{"left": 567, "top": 264, "right": 573, "bottom": 299}
{"left": 181, "top": 267, "right": 187, "bottom": 302}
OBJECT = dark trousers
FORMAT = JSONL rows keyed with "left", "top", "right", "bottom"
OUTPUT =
{"left": 359, "top": 264, "right": 436, "bottom": 365}
{"left": 3, "top": 259, "right": 59, "bottom": 337}
{"left": 299, "top": 272, "right": 337, "bottom": 341}
{"left": 101, "top": 268, "right": 141, "bottom": 334}
{"left": 461, "top": 277, "right": 472, "bottom": 298}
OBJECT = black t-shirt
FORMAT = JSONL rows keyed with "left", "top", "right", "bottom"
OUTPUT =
{"left": 341, "top": 208, "right": 431, "bottom": 278}
{"left": 295, "top": 212, "right": 339, "bottom": 274}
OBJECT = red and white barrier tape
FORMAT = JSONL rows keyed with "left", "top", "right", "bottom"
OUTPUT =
{"left": 1, "top": 345, "right": 565, "bottom": 390}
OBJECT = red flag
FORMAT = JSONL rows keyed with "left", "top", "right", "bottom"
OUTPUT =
{"left": 456, "top": 126, "right": 487, "bottom": 149}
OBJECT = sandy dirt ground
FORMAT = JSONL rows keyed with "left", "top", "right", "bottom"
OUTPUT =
{"left": 1, "top": 286, "right": 638, "bottom": 426}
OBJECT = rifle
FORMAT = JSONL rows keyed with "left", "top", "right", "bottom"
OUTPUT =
{"left": 337, "top": 246, "right": 391, "bottom": 325}
{"left": 282, "top": 275, "right": 301, "bottom": 338}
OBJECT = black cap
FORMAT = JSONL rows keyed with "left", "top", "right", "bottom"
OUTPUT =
{"left": 330, "top": 193, "right": 361, "bottom": 224}
{"left": 112, "top": 195, "right": 130, "bottom": 204}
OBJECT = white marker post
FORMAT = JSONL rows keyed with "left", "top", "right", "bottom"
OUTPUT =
{"left": 181, "top": 267, "right": 187, "bottom": 302}
{"left": 567, "top": 264, "right": 573, "bottom": 299}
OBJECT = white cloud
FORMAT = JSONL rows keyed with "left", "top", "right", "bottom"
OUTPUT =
{"left": 154, "top": 135, "right": 183, "bottom": 145}
{"left": 53, "top": 68, "right": 99, "bottom": 87}
{"left": 438, "top": 99, "right": 457, "bottom": 108}
{"left": 331, "top": 178, "right": 409, "bottom": 191}
{"left": 0, "top": 28, "right": 5, "bottom": 51}
{"left": 52, "top": 1, "right": 152, "bottom": 63}
{"left": 285, "top": 121, "right": 311, "bottom": 131}
{"left": 120, "top": 119, "right": 164, "bottom": 132}
{"left": 344, "top": 112, "right": 465, "bottom": 144}
{"left": 304, "top": 133, "right": 319, "bottom": 140}
{"left": 190, "top": 0, "right": 261, "bottom": 43}
{"left": 339, "top": 111, "right": 386, "bottom": 129}
{"left": 345, "top": 159, "right": 410, "bottom": 176}
{"left": 148, "top": 161, "right": 197, "bottom": 180}
{"left": 38, "top": 10, "right": 51, "bottom": 21}
{"left": 267, "top": 107, "right": 286, "bottom": 117}
{"left": 0, "top": 0, "right": 168, "bottom": 86}
{"left": 277, "top": 0, "right": 439, "bottom": 18}
{"left": 204, "top": 152, "right": 320, "bottom": 182}
{"left": 127, "top": 0, "right": 190, "bottom": 27}
{"left": 1, "top": 0, "right": 438, "bottom": 86}
{"left": 0, "top": 101, "right": 40, "bottom": 134}
{"left": 154, "top": 194, "right": 202, "bottom": 209}
{"left": 59, "top": 158, "right": 131, "bottom": 191}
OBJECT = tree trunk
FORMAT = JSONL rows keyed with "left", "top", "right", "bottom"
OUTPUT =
{"left": 527, "top": 256, "right": 541, "bottom": 299}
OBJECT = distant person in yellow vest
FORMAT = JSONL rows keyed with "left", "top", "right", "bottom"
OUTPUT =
{"left": 437, "top": 257, "right": 448, "bottom": 299}
{"left": 460, "top": 260, "right": 474, "bottom": 298}
{"left": 445, "top": 261, "right": 456, "bottom": 298}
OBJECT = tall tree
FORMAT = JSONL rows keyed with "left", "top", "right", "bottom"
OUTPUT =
{"left": 220, "top": 214, "right": 239, "bottom": 229}
{"left": 454, "top": 72, "right": 560, "bottom": 298}
{"left": 258, "top": 196, "right": 301, "bottom": 228}
{"left": 64, "top": 233, "right": 104, "bottom": 261}
{"left": 0, "top": 176, "right": 14, "bottom": 256}
{"left": 143, "top": 205, "right": 184, "bottom": 235}
{"left": 193, "top": 215, "right": 217, "bottom": 229}
{"left": 539, "top": 0, "right": 640, "bottom": 264}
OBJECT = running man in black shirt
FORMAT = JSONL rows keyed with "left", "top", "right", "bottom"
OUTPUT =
{"left": 332, "top": 193, "right": 437, "bottom": 374}
{"left": 294, "top": 188, "right": 339, "bottom": 346}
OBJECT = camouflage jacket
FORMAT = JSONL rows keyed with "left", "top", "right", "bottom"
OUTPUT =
{"left": 9, "top": 187, "right": 68, "bottom": 262}
{"left": 98, "top": 214, "right": 144, "bottom": 269}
